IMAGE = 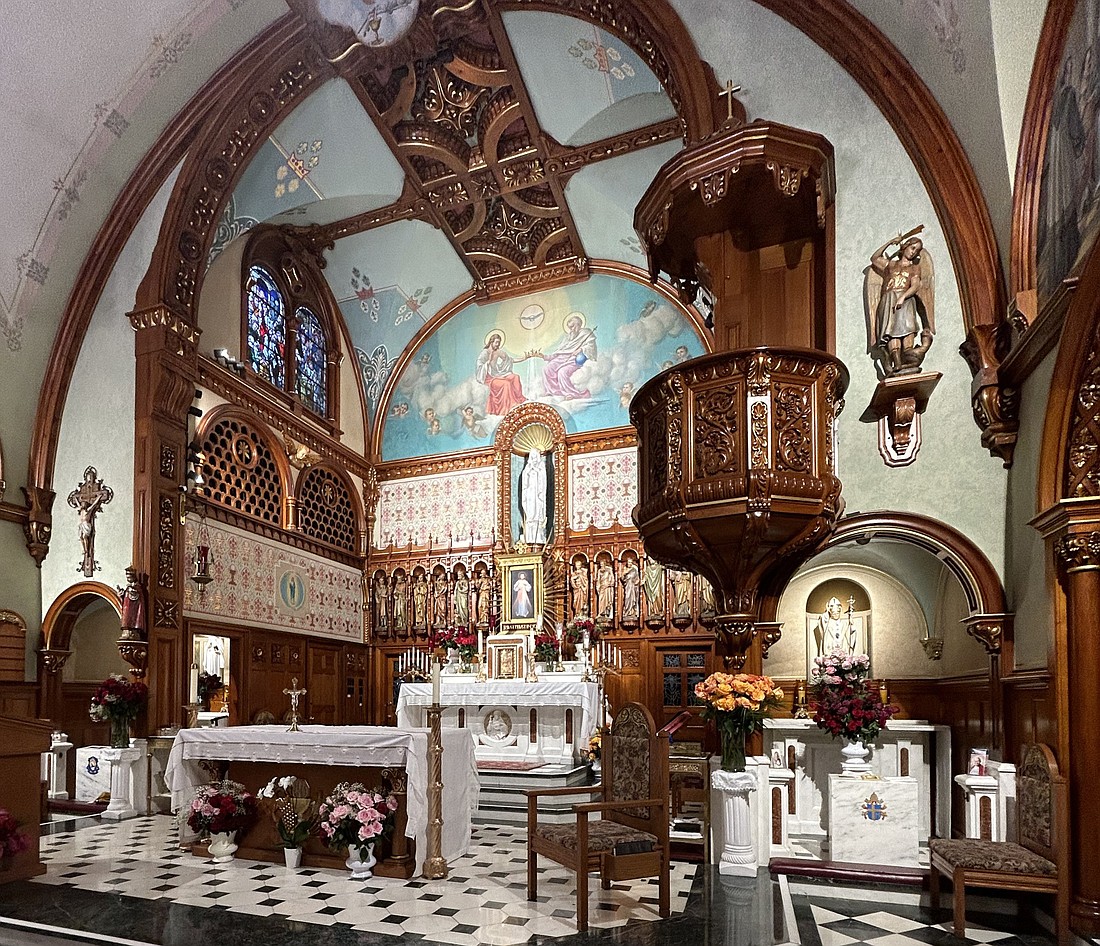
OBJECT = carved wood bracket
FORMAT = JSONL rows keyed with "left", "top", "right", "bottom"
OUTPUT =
{"left": 858, "top": 371, "right": 941, "bottom": 467}
{"left": 960, "top": 323, "right": 1018, "bottom": 468}
{"left": 962, "top": 613, "right": 1012, "bottom": 656}
{"left": 21, "top": 485, "right": 55, "bottom": 567}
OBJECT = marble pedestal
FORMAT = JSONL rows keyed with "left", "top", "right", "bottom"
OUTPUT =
{"left": 712, "top": 769, "right": 758, "bottom": 876}
{"left": 41, "top": 731, "right": 72, "bottom": 800}
{"left": 100, "top": 747, "right": 142, "bottom": 821}
{"left": 827, "top": 775, "right": 918, "bottom": 867}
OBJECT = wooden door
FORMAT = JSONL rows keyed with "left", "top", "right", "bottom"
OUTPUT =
{"left": 306, "top": 642, "right": 341, "bottom": 725}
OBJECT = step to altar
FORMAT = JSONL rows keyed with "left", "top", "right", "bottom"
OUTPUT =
{"left": 474, "top": 762, "right": 596, "bottom": 824}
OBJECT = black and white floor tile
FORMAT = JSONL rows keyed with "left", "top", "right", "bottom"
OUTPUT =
{"left": 32, "top": 817, "right": 696, "bottom": 945}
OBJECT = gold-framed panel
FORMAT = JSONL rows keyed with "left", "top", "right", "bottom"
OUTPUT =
{"left": 499, "top": 553, "right": 543, "bottom": 626}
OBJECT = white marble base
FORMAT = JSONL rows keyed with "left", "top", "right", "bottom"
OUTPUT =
{"left": 75, "top": 747, "right": 113, "bottom": 802}
{"left": 827, "top": 775, "right": 919, "bottom": 867}
{"left": 712, "top": 769, "right": 758, "bottom": 876}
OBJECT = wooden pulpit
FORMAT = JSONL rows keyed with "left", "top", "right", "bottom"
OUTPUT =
{"left": 0, "top": 715, "right": 53, "bottom": 883}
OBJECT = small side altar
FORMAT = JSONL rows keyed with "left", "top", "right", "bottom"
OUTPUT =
{"left": 165, "top": 725, "right": 477, "bottom": 876}
{"left": 396, "top": 678, "right": 599, "bottom": 767}
{"left": 764, "top": 718, "right": 951, "bottom": 842}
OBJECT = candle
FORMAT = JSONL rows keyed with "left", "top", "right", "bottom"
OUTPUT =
{"left": 189, "top": 663, "right": 199, "bottom": 703}
{"left": 431, "top": 654, "right": 441, "bottom": 705}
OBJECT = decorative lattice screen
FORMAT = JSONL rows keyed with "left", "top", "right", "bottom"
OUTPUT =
{"left": 200, "top": 417, "right": 283, "bottom": 525}
{"left": 298, "top": 466, "right": 357, "bottom": 552}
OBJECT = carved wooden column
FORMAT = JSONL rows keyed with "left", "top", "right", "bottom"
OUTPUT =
{"left": 128, "top": 305, "right": 201, "bottom": 732}
{"left": 1034, "top": 501, "right": 1100, "bottom": 936}
{"left": 962, "top": 613, "right": 1012, "bottom": 758}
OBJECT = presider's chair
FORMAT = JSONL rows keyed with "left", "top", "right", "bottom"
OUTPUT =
{"left": 526, "top": 702, "right": 671, "bottom": 931}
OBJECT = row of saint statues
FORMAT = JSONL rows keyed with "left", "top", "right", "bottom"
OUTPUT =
{"left": 369, "top": 553, "right": 721, "bottom": 634}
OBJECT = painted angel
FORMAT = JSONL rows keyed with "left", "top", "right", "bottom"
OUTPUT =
{"left": 865, "top": 226, "right": 935, "bottom": 376}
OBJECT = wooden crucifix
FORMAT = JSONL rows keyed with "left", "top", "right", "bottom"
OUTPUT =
{"left": 67, "top": 466, "right": 113, "bottom": 577}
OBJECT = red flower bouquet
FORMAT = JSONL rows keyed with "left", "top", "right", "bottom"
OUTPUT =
{"left": 89, "top": 673, "right": 148, "bottom": 747}
{"left": 453, "top": 628, "right": 478, "bottom": 662}
{"left": 810, "top": 651, "right": 897, "bottom": 743}
{"left": 533, "top": 629, "right": 559, "bottom": 663}
{"left": 186, "top": 779, "right": 257, "bottom": 836}
{"left": 0, "top": 809, "right": 29, "bottom": 859}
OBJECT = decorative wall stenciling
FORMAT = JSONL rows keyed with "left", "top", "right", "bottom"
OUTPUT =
{"left": 67, "top": 466, "right": 113, "bottom": 577}
{"left": 568, "top": 448, "right": 637, "bottom": 531}
{"left": 183, "top": 515, "right": 362, "bottom": 643}
{"left": 376, "top": 467, "right": 497, "bottom": 548}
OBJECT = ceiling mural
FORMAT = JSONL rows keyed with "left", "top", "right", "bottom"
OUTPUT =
{"left": 502, "top": 12, "right": 674, "bottom": 145}
{"left": 379, "top": 271, "right": 708, "bottom": 461}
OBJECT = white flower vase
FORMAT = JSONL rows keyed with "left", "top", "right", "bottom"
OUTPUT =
{"left": 590, "top": 759, "right": 602, "bottom": 779}
{"left": 840, "top": 738, "right": 873, "bottom": 775}
{"left": 208, "top": 830, "right": 238, "bottom": 863}
{"left": 283, "top": 847, "right": 303, "bottom": 870}
{"left": 345, "top": 842, "right": 377, "bottom": 880}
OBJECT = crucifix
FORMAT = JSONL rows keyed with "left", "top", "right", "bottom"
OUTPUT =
{"left": 718, "top": 79, "right": 742, "bottom": 123}
{"left": 67, "top": 466, "right": 114, "bottom": 578}
{"left": 283, "top": 677, "right": 307, "bottom": 732}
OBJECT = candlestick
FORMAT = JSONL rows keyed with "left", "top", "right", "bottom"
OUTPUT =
{"left": 189, "top": 663, "right": 199, "bottom": 703}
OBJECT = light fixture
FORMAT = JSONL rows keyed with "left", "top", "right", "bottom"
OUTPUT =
{"left": 190, "top": 515, "right": 215, "bottom": 594}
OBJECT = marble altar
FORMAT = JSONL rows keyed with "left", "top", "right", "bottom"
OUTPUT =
{"left": 396, "top": 678, "right": 599, "bottom": 766}
{"left": 827, "top": 775, "right": 919, "bottom": 866}
{"left": 165, "top": 725, "right": 477, "bottom": 873}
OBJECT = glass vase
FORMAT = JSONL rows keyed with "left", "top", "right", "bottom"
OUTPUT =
{"left": 109, "top": 716, "right": 131, "bottom": 749}
{"left": 720, "top": 729, "right": 747, "bottom": 772}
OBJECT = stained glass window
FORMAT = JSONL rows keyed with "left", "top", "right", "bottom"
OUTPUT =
{"left": 295, "top": 306, "right": 328, "bottom": 416}
{"left": 246, "top": 266, "right": 285, "bottom": 388}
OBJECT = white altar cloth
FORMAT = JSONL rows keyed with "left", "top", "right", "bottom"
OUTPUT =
{"left": 165, "top": 725, "right": 477, "bottom": 871}
{"left": 396, "top": 680, "right": 599, "bottom": 739}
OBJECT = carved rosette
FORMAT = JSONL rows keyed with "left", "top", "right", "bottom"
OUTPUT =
{"left": 632, "top": 349, "right": 848, "bottom": 662}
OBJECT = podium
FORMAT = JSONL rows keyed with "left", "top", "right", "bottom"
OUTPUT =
{"left": 0, "top": 715, "right": 52, "bottom": 884}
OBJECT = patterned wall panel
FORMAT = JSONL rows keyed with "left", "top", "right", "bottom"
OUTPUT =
{"left": 199, "top": 416, "right": 283, "bottom": 526}
{"left": 377, "top": 468, "right": 497, "bottom": 547}
{"left": 182, "top": 515, "right": 362, "bottom": 642}
{"left": 568, "top": 447, "right": 637, "bottom": 531}
{"left": 298, "top": 466, "right": 357, "bottom": 552}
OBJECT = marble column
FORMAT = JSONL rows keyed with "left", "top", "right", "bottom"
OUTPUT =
{"left": 955, "top": 773, "right": 999, "bottom": 840}
{"left": 712, "top": 769, "right": 758, "bottom": 875}
{"left": 42, "top": 731, "right": 72, "bottom": 800}
{"left": 100, "top": 746, "right": 141, "bottom": 821}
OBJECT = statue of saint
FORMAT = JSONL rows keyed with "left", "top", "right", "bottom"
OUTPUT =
{"left": 485, "top": 710, "right": 510, "bottom": 740}
{"left": 595, "top": 559, "right": 615, "bottom": 620}
{"left": 475, "top": 569, "right": 493, "bottom": 626}
{"left": 620, "top": 558, "right": 640, "bottom": 621}
{"left": 866, "top": 228, "right": 935, "bottom": 376}
{"left": 392, "top": 572, "right": 408, "bottom": 630}
{"left": 698, "top": 577, "right": 717, "bottom": 619}
{"left": 432, "top": 572, "right": 449, "bottom": 626}
{"left": 412, "top": 573, "right": 429, "bottom": 628}
{"left": 643, "top": 557, "right": 665, "bottom": 617}
{"left": 374, "top": 574, "right": 390, "bottom": 630}
{"left": 570, "top": 561, "right": 589, "bottom": 616}
{"left": 520, "top": 448, "right": 548, "bottom": 545}
{"left": 670, "top": 569, "right": 693, "bottom": 618}
{"left": 454, "top": 570, "right": 471, "bottom": 626}
{"left": 117, "top": 567, "right": 146, "bottom": 640}
{"left": 814, "top": 596, "right": 856, "bottom": 656}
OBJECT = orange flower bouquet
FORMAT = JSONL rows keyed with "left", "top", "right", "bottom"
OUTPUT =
{"left": 694, "top": 672, "right": 784, "bottom": 771}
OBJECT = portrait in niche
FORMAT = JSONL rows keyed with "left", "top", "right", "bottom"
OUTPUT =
{"left": 1038, "top": 0, "right": 1100, "bottom": 302}
{"left": 380, "top": 273, "right": 706, "bottom": 461}
{"left": 501, "top": 555, "right": 543, "bottom": 625}
{"left": 511, "top": 422, "right": 555, "bottom": 546}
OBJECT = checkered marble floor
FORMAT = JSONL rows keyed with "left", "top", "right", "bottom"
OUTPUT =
{"left": 33, "top": 816, "right": 696, "bottom": 945}
{"left": 790, "top": 889, "right": 1056, "bottom": 946}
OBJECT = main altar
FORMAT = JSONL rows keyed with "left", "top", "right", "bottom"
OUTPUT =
{"left": 166, "top": 725, "right": 477, "bottom": 875}
{"left": 396, "top": 677, "right": 599, "bottom": 767}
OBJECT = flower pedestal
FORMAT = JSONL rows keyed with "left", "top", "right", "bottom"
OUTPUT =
{"left": 840, "top": 739, "right": 873, "bottom": 775}
{"left": 100, "top": 746, "right": 141, "bottom": 821}
{"left": 208, "top": 830, "right": 239, "bottom": 863}
{"left": 345, "top": 842, "right": 377, "bottom": 880}
{"left": 711, "top": 769, "right": 758, "bottom": 876}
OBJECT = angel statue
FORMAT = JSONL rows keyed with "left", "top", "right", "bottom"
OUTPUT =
{"left": 866, "top": 226, "right": 935, "bottom": 377}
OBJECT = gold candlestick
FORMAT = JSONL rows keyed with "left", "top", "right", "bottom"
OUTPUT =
{"left": 184, "top": 702, "right": 200, "bottom": 728}
{"left": 423, "top": 704, "right": 448, "bottom": 879}
{"left": 525, "top": 652, "right": 539, "bottom": 683}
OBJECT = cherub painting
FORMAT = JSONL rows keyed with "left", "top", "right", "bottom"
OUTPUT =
{"left": 865, "top": 226, "right": 935, "bottom": 378}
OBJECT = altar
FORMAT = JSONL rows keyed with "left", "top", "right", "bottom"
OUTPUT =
{"left": 763, "top": 718, "right": 952, "bottom": 845}
{"left": 396, "top": 678, "right": 599, "bottom": 767}
{"left": 165, "top": 725, "right": 477, "bottom": 875}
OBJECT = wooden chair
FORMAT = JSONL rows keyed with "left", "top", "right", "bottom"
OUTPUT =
{"left": 929, "top": 743, "right": 1069, "bottom": 944}
{"left": 526, "top": 702, "right": 671, "bottom": 931}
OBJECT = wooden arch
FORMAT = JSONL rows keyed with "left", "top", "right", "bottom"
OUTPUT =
{"left": 41, "top": 581, "right": 122, "bottom": 654}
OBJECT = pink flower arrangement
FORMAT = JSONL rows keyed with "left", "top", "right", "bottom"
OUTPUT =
{"left": 318, "top": 781, "right": 398, "bottom": 850}
{"left": 0, "top": 809, "right": 29, "bottom": 858}
{"left": 810, "top": 651, "right": 896, "bottom": 743}
{"left": 565, "top": 616, "right": 594, "bottom": 642}
{"left": 186, "top": 779, "right": 257, "bottom": 836}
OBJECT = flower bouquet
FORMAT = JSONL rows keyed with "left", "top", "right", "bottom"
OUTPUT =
{"left": 562, "top": 616, "right": 594, "bottom": 659}
{"left": 430, "top": 626, "right": 457, "bottom": 653}
{"left": 317, "top": 781, "right": 398, "bottom": 852}
{"left": 809, "top": 651, "right": 896, "bottom": 748}
{"left": 89, "top": 673, "right": 149, "bottom": 747}
{"left": 0, "top": 809, "right": 29, "bottom": 863}
{"left": 583, "top": 728, "right": 604, "bottom": 764}
{"left": 533, "top": 629, "right": 559, "bottom": 664}
{"left": 186, "top": 779, "right": 257, "bottom": 837}
{"left": 197, "top": 672, "right": 223, "bottom": 709}
{"left": 258, "top": 776, "right": 316, "bottom": 849}
{"left": 694, "top": 672, "right": 784, "bottom": 771}
{"left": 454, "top": 628, "right": 478, "bottom": 669}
